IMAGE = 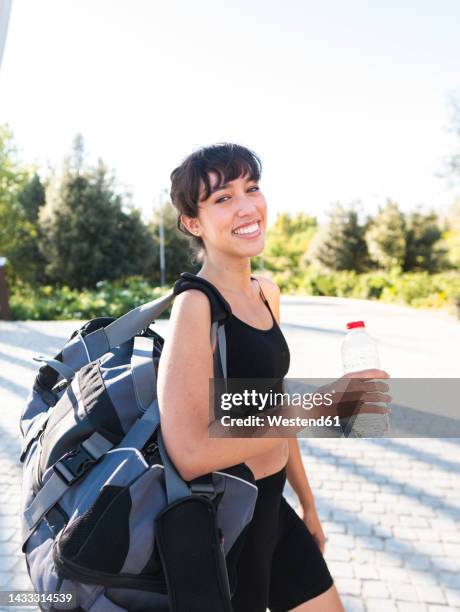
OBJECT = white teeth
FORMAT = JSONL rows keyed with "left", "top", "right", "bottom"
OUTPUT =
{"left": 233, "top": 222, "right": 259, "bottom": 235}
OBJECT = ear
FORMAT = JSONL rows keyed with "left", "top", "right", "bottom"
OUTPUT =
{"left": 180, "top": 214, "right": 201, "bottom": 237}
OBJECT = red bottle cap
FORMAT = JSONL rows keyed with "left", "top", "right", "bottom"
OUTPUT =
{"left": 347, "top": 321, "right": 365, "bottom": 329}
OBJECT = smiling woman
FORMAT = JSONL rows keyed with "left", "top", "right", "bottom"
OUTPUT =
{"left": 158, "top": 143, "right": 344, "bottom": 612}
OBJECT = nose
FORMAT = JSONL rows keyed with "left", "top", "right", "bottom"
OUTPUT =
{"left": 235, "top": 192, "right": 257, "bottom": 217}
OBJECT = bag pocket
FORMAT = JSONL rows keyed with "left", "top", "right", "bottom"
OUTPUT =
{"left": 53, "top": 465, "right": 168, "bottom": 595}
{"left": 155, "top": 495, "right": 232, "bottom": 612}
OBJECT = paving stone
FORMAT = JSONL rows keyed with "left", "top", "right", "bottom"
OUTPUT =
{"left": 438, "top": 572, "right": 460, "bottom": 590}
{"left": 0, "top": 571, "right": 13, "bottom": 587}
{"left": 326, "top": 561, "right": 354, "bottom": 578}
{"left": 325, "top": 546, "right": 351, "bottom": 561}
{"left": 362, "top": 503, "right": 385, "bottom": 514}
{"left": 357, "top": 536, "right": 384, "bottom": 551}
{"left": 355, "top": 564, "right": 379, "bottom": 580}
{"left": 341, "top": 595, "right": 365, "bottom": 612}
{"left": 442, "top": 542, "right": 460, "bottom": 557}
{"left": 396, "top": 603, "right": 427, "bottom": 612}
{"left": 415, "top": 585, "right": 447, "bottom": 605}
{"left": 331, "top": 534, "right": 355, "bottom": 549}
{"left": 372, "top": 525, "right": 393, "bottom": 539}
{"left": 335, "top": 577, "right": 361, "bottom": 596}
{"left": 385, "top": 538, "right": 413, "bottom": 555}
{"left": 440, "top": 531, "right": 460, "bottom": 544}
{"left": 409, "top": 572, "right": 440, "bottom": 587}
{"left": 352, "top": 548, "right": 376, "bottom": 564}
{"left": 348, "top": 522, "right": 373, "bottom": 536}
{"left": 393, "top": 527, "right": 418, "bottom": 541}
{"left": 388, "top": 582, "right": 420, "bottom": 602}
{"left": 0, "top": 557, "right": 18, "bottom": 572}
{"left": 401, "top": 516, "right": 430, "bottom": 528}
{"left": 378, "top": 566, "right": 409, "bottom": 583}
{"left": 414, "top": 528, "right": 441, "bottom": 543}
{"left": 444, "top": 588, "right": 460, "bottom": 608}
{"left": 366, "top": 598, "right": 397, "bottom": 611}
{"left": 429, "top": 555, "right": 459, "bottom": 574}
{"left": 322, "top": 521, "right": 346, "bottom": 534}
{"left": 362, "top": 580, "right": 389, "bottom": 598}
{"left": 404, "top": 555, "right": 432, "bottom": 571}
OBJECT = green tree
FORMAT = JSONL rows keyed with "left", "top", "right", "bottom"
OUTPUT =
{"left": 306, "top": 202, "right": 370, "bottom": 272}
{"left": 444, "top": 198, "right": 460, "bottom": 268}
{"left": 13, "top": 173, "right": 48, "bottom": 284}
{"left": 446, "top": 98, "right": 460, "bottom": 187}
{"left": 40, "top": 136, "right": 156, "bottom": 289}
{"left": 365, "top": 200, "right": 406, "bottom": 270}
{"left": 403, "top": 209, "right": 445, "bottom": 272}
{"left": 147, "top": 201, "right": 198, "bottom": 283}
{"left": 0, "top": 125, "right": 44, "bottom": 285}
{"left": 262, "top": 212, "right": 317, "bottom": 275}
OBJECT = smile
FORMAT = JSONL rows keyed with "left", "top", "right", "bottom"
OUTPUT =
{"left": 232, "top": 221, "right": 261, "bottom": 238}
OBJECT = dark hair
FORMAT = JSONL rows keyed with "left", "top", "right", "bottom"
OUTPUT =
{"left": 170, "top": 143, "right": 262, "bottom": 262}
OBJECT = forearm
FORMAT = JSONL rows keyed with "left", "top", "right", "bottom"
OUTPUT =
{"left": 176, "top": 403, "right": 305, "bottom": 480}
{"left": 285, "top": 438, "right": 316, "bottom": 509}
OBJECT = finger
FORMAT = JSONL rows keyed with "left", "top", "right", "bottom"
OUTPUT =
{"left": 362, "top": 380, "right": 390, "bottom": 393}
{"left": 358, "top": 403, "right": 391, "bottom": 415}
{"left": 344, "top": 369, "right": 390, "bottom": 379}
{"left": 362, "top": 392, "right": 392, "bottom": 404}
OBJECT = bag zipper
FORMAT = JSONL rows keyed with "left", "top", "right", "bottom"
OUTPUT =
{"left": 52, "top": 543, "right": 167, "bottom": 594}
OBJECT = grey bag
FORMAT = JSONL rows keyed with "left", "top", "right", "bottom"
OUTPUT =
{"left": 19, "top": 273, "right": 258, "bottom": 611}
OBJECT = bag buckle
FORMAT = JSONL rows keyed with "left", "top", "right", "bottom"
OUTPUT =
{"left": 189, "top": 480, "right": 216, "bottom": 500}
{"left": 53, "top": 444, "right": 97, "bottom": 485}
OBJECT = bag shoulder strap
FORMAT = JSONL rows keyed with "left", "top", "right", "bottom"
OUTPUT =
{"left": 173, "top": 272, "right": 232, "bottom": 324}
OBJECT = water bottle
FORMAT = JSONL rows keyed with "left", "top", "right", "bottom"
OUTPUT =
{"left": 340, "top": 321, "right": 389, "bottom": 437}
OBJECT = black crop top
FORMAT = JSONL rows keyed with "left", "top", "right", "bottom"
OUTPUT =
{"left": 213, "top": 277, "right": 291, "bottom": 417}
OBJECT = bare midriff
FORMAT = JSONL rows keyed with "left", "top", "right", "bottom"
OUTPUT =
{"left": 244, "top": 439, "right": 289, "bottom": 481}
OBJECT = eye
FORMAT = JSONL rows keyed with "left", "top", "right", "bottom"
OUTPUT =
{"left": 248, "top": 185, "right": 260, "bottom": 193}
{"left": 215, "top": 195, "right": 231, "bottom": 204}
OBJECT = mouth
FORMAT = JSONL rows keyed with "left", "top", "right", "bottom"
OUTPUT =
{"left": 232, "top": 220, "right": 262, "bottom": 239}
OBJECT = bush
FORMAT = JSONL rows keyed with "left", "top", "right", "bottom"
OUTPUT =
{"left": 10, "top": 277, "right": 171, "bottom": 321}
{"left": 10, "top": 270, "right": 460, "bottom": 321}
{"left": 277, "top": 269, "right": 460, "bottom": 317}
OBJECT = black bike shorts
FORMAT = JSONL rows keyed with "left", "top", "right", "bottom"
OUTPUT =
{"left": 227, "top": 466, "right": 333, "bottom": 612}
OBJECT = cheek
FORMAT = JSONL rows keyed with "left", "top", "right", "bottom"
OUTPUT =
{"left": 257, "top": 196, "right": 268, "bottom": 216}
{"left": 203, "top": 208, "right": 232, "bottom": 235}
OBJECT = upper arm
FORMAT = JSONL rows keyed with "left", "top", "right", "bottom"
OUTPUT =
{"left": 156, "top": 289, "right": 213, "bottom": 480}
{"left": 254, "top": 275, "right": 281, "bottom": 324}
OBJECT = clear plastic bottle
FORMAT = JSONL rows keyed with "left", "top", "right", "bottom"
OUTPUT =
{"left": 341, "top": 321, "right": 389, "bottom": 437}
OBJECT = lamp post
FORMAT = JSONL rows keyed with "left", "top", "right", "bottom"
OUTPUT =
{"left": 158, "top": 188, "right": 168, "bottom": 287}
{"left": 0, "top": 0, "right": 13, "bottom": 70}
{"left": 0, "top": 257, "right": 12, "bottom": 320}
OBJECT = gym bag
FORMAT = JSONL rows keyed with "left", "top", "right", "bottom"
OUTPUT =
{"left": 19, "top": 272, "right": 258, "bottom": 611}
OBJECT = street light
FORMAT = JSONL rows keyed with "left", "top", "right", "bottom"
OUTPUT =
{"left": 0, "top": 257, "right": 12, "bottom": 320}
{"left": 0, "top": 0, "right": 13, "bottom": 70}
{"left": 158, "top": 188, "right": 169, "bottom": 287}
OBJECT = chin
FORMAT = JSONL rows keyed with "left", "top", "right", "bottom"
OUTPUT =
{"left": 239, "top": 237, "right": 265, "bottom": 258}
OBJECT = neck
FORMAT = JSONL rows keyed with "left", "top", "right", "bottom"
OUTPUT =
{"left": 198, "top": 257, "right": 254, "bottom": 297}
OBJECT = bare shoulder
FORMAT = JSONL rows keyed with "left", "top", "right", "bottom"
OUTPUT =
{"left": 252, "top": 274, "right": 280, "bottom": 302}
{"left": 169, "top": 288, "right": 211, "bottom": 335}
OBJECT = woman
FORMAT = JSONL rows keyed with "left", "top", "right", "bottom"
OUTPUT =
{"left": 157, "top": 143, "right": 387, "bottom": 611}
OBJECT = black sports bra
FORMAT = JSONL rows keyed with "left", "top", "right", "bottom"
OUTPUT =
{"left": 210, "top": 277, "right": 291, "bottom": 417}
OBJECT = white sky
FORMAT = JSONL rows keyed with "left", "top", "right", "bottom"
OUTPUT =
{"left": 1, "top": 0, "right": 459, "bottom": 225}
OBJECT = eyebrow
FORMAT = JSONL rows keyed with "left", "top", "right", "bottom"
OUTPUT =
{"left": 207, "top": 176, "right": 256, "bottom": 197}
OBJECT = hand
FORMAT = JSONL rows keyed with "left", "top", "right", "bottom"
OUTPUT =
{"left": 300, "top": 504, "right": 326, "bottom": 554}
{"left": 328, "top": 369, "right": 392, "bottom": 419}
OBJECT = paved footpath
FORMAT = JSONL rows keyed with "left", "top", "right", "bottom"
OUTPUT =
{"left": 0, "top": 296, "right": 459, "bottom": 611}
